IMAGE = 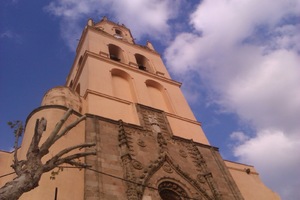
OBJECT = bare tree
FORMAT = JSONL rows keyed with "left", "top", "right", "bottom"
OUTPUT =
{"left": 0, "top": 108, "right": 96, "bottom": 200}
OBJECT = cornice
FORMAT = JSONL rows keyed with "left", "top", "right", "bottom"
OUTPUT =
{"left": 165, "top": 112, "right": 202, "bottom": 126}
{"left": 83, "top": 89, "right": 132, "bottom": 105}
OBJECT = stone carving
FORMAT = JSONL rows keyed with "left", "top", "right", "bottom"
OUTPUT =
{"left": 118, "top": 120, "right": 140, "bottom": 200}
{"left": 123, "top": 155, "right": 139, "bottom": 200}
{"left": 148, "top": 115, "right": 161, "bottom": 134}
{"left": 179, "top": 149, "right": 188, "bottom": 158}
{"left": 158, "top": 181, "right": 189, "bottom": 199}
{"left": 162, "top": 163, "right": 173, "bottom": 173}
{"left": 138, "top": 154, "right": 212, "bottom": 200}
{"left": 197, "top": 174, "right": 206, "bottom": 184}
{"left": 138, "top": 105, "right": 171, "bottom": 137}
{"left": 157, "top": 133, "right": 167, "bottom": 147}
{"left": 187, "top": 141, "right": 221, "bottom": 199}
{"left": 137, "top": 139, "right": 146, "bottom": 147}
{"left": 132, "top": 159, "right": 143, "bottom": 170}
{"left": 118, "top": 108, "right": 221, "bottom": 200}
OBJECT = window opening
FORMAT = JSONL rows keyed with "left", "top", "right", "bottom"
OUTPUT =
{"left": 115, "top": 29, "right": 122, "bottom": 35}
{"left": 135, "top": 54, "right": 151, "bottom": 72}
{"left": 110, "top": 54, "right": 121, "bottom": 62}
{"left": 139, "top": 65, "right": 146, "bottom": 71}
{"left": 109, "top": 44, "right": 123, "bottom": 62}
{"left": 114, "top": 29, "right": 123, "bottom": 39}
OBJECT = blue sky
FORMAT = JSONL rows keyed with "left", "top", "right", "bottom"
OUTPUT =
{"left": 1, "top": 0, "right": 300, "bottom": 199}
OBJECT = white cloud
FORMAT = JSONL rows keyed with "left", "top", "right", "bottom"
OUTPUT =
{"left": 230, "top": 131, "right": 249, "bottom": 143}
{"left": 164, "top": 0, "right": 300, "bottom": 199}
{"left": 225, "top": 49, "right": 300, "bottom": 133}
{"left": 232, "top": 129, "right": 300, "bottom": 199}
{"left": 45, "top": 0, "right": 180, "bottom": 50}
{"left": 108, "top": 0, "right": 179, "bottom": 41}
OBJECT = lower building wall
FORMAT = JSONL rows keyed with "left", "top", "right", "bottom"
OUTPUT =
{"left": 0, "top": 104, "right": 279, "bottom": 200}
{"left": 0, "top": 151, "right": 15, "bottom": 188}
{"left": 225, "top": 160, "right": 281, "bottom": 200}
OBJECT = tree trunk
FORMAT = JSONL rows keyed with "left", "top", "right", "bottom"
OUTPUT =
{"left": 0, "top": 170, "right": 42, "bottom": 200}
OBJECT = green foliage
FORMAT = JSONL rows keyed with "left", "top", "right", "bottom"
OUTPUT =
{"left": 50, "top": 167, "right": 64, "bottom": 180}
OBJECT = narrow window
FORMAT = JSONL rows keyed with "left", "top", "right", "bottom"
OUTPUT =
{"left": 75, "top": 83, "right": 80, "bottom": 95}
{"left": 78, "top": 56, "right": 83, "bottom": 66}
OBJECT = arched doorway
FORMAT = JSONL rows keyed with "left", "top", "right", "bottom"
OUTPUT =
{"left": 158, "top": 181, "right": 189, "bottom": 200}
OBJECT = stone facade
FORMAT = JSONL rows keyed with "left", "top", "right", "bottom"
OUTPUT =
{"left": 84, "top": 104, "right": 244, "bottom": 200}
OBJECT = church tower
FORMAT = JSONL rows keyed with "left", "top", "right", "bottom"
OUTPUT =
{"left": 66, "top": 17, "right": 209, "bottom": 145}
{"left": 0, "top": 17, "right": 280, "bottom": 200}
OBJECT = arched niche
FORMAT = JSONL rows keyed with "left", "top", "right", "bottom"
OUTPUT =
{"left": 108, "top": 44, "right": 125, "bottom": 63}
{"left": 145, "top": 80, "right": 171, "bottom": 112}
{"left": 111, "top": 68, "right": 136, "bottom": 102}
{"left": 135, "top": 53, "right": 153, "bottom": 73}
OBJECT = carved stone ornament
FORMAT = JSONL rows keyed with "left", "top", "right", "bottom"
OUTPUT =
{"left": 148, "top": 115, "right": 161, "bottom": 134}
{"left": 179, "top": 149, "right": 187, "bottom": 158}
{"left": 158, "top": 181, "right": 189, "bottom": 199}
{"left": 197, "top": 174, "right": 206, "bottom": 184}
{"left": 137, "top": 139, "right": 146, "bottom": 147}
{"left": 132, "top": 159, "right": 143, "bottom": 170}
{"left": 157, "top": 133, "right": 167, "bottom": 146}
{"left": 162, "top": 163, "right": 173, "bottom": 173}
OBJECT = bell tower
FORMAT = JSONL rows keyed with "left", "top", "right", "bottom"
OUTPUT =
{"left": 66, "top": 17, "right": 209, "bottom": 144}
{"left": 0, "top": 17, "right": 280, "bottom": 200}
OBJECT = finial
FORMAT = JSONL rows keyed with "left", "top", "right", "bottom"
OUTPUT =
{"left": 87, "top": 18, "right": 94, "bottom": 26}
{"left": 146, "top": 41, "right": 155, "bottom": 51}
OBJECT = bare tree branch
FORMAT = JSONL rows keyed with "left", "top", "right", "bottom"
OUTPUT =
{"left": 52, "top": 142, "right": 95, "bottom": 160}
{"left": 10, "top": 121, "right": 23, "bottom": 175}
{"left": 44, "top": 151, "right": 96, "bottom": 172}
{"left": 39, "top": 108, "right": 73, "bottom": 156}
{"left": 64, "top": 160, "right": 92, "bottom": 169}
{"left": 51, "top": 115, "right": 86, "bottom": 148}
{"left": 0, "top": 109, "right": 96, "bottom": 200}
{"left": 43, "top": 143, "right": 96, "bottom": 172}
